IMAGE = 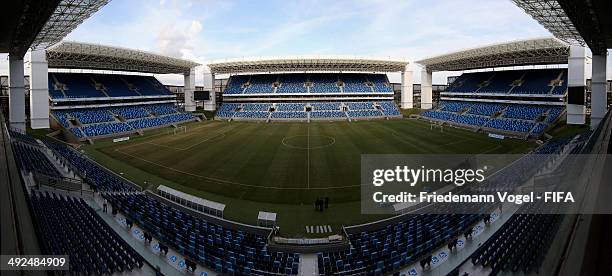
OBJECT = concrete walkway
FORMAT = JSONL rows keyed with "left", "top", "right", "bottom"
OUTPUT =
{"left": 299, "top": 254, "right": 318, "bottom": 275}
{"left": 396, "top": 202, "right": 522, "bottom": 276}
{"left": 88, "top": 194, "right": 216, "bottom": 276}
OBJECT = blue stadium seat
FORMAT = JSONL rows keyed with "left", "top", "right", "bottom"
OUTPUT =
{"left": 29, "top": 192, "right": 145, "bottom": 274}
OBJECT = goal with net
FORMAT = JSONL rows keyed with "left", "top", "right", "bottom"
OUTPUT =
{"left": 430, "top": 122, "right": 444, "bottom": 133}
{"left": 168, "top": 126, "right": 187, "bottom": 135}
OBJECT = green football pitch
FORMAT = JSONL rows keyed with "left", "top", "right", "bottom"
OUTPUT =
{"left": 84, "top": 119, "right": 535, "bottom": 237}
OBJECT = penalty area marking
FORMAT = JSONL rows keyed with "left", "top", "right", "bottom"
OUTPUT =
{"left": 281, "top": 135, "right": 336, "bottom": 150}
{"left": 127, "top": 125, "right": 232, "bottom": 151}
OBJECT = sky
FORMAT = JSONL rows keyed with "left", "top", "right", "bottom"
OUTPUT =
{"left": 1, "top": 0, "right": 611, "bottom": 85}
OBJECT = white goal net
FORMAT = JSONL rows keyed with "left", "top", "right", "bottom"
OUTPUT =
{"left": 168, "top": 126, "right": 187, "bottom": 135}
{"left": 430, "top": 122, "right": 444, "bottom": 133}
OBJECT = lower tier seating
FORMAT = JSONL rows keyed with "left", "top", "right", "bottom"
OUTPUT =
{"left": 217, "top": 101, "right": 400, "bottom": 121}
{"left": 41, "top": 140, "right": 300, "bottom": 275}
{"left": 318, "top": 213, "right": 483, "bottom": 275}
{"left": 421, "top": 101, "right": 564, "bottom": 136}
{"left": 52, "top": 103, "right": 195, "bottom": 139}
{"left": 30, "top": 191, "right": 145, "bottom": 274}
{"left": 11, "top": 142, "right": 62, "bottom": 177}
{"left": 471, "top": 203, "right": 561, "bottom": 275}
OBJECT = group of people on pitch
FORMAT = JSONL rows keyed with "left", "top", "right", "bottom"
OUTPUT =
{"left": 314, "top": 197, "right": 329, "bottom": 211}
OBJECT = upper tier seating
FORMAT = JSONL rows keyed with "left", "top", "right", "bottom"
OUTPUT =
{"left": 448, "top": 72, "right": 494, "bottom": 93}
{"left": 446, "top": 69, "right": 567, "bottom": 95}
{"left": 121, "top": 75, "right": 172, "bottom": 96}
{"left": 224, "top": 75, "right": 250, "bottom": 94}
{"left": 478, "top": 70, "right": 524, "bottom": 93}
{"left": 511, "top": 70, "right": 564, "bottom": 95}
{"left": 93, "top": 74, "right": 139, "bottom": 97}
{"left": 278, "top": 75, "right": 307, "bottom": 93}
{"left": 223, "top": 73, "right": 392, "bottom": 94}
{"left": 49, "top": 73, "right": 172, "bottom": 98}
{"left": 51, "top": 73, "right": 107, "bottom": 98}
{"left": 30, "top": 192, "right": 144, "bottom": 274}
{"left": 244, "top": 75, "right": 277, "bottom": 94}
{"left": 341, "top": 74, "right": 371, "bottom": 93}
{"left": 309, "top": 74, "right": 340, "bottom": 93}
{"left": 368, "top": 74, "right": 394, "bottom": 93}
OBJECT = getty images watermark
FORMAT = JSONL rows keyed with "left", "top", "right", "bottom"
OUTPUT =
{"left": 360, "top": 154, "right": 612, "bottom": 215}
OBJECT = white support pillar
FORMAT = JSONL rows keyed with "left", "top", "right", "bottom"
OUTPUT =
{"left": 9, "top": 54, "right": 26, "bottom": 130}
{"left": 590, "top": 53, "right": 608, "bottom": 128}
{"left": 420, "top": 68, "right": 433, "bottom": 109}
{"left": 28, "top": 49, "right": 50, "bottom": 129}
{"left": 184, "top": 68, "right": 196, "bottom": 112}
{"left": 400, "top": 66, "right": 414, "bottom": 109}
{"left": 202, "top": 66, "right": 216, "bottom": 111}
{"left": 567, "top": 45, "right": 587, "bottom": 125}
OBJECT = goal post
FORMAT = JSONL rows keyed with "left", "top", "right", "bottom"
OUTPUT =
{"left": 168, "top": 126, "right": 187, "bottom": 135}
{"left": 430, "top": 122, "right": 444, "bottom": 133}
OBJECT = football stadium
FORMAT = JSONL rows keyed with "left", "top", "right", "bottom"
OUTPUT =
{"left": 1, "top": 1, "right": 611, "bottom": 276}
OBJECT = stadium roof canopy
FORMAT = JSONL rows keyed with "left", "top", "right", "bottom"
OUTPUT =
{"left": 513, "top": 0, "right": 611, "bottom": 55}
{"left": 46, "top": 41, "right": 201, "bottom": 74}
{"left": 416, "top": 37, "right": 569, "bottom": 72}
{"left": 207, "top": 56, "right": 409, "bottom": 74}
{"left": 0, "top": 0, "right": 109, "bottom": 57}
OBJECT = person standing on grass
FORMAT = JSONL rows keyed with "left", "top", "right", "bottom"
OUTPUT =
{"left": 324, "top": 197, "right": 329, "bottom": 209}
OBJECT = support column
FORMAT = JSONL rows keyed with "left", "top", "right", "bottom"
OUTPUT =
{"left": 590, "top": 53, "right": 608, "bottom": 128}
{"left": 184, "top": 68, "right": 196, "bottom": 112}
{"left": 420, "top": 68, "right": 433, "bottom": 109}
{"left": 202, "top": 66, "right": 216, "bottom": 111}
{"left": 9, "top": 54, "right": 26, "bottom": 130}
{"left": 567, "top": 45, "right": 587, "bottom": 125}
{"left": 28, "top": 49, "right": 50, "bottom": 129}
{"left": 400, "top": 66, "right": 414, "bottom": 109}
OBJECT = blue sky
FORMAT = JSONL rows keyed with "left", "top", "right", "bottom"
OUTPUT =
{"left": 2, "top": 0, "right": 610, "bottom": 84}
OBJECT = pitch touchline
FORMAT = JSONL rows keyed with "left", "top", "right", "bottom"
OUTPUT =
{"left": 113, "top": 148, "right": 364, "bottom": 190}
